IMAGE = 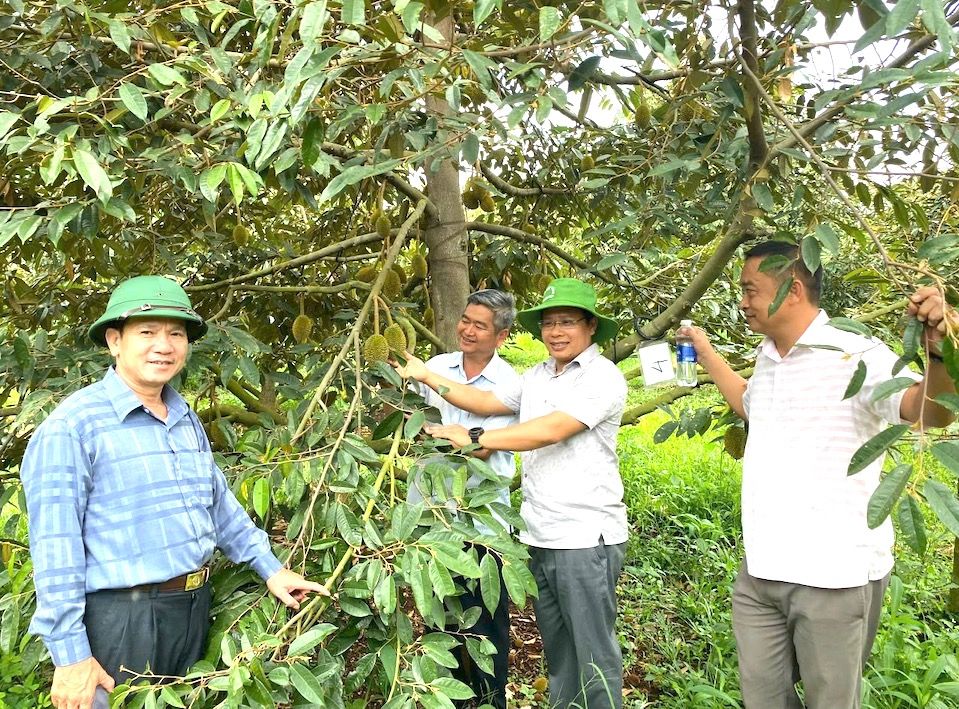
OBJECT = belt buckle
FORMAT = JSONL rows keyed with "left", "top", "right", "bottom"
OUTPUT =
{"left": 184, "top": 568, "right": 208, "bottom": 591}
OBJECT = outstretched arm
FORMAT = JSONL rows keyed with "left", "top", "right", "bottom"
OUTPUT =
{"left": 900, "top": 286, "right": 957, "bottom": 428}
{"left": 425, "top": 412, "right": 587, "bottom": 452}
{"left": 677, "top": 324, "right": 748, "bottom": 419}
{"left": 393, "top": 352, "right": 515, "bottom": 416}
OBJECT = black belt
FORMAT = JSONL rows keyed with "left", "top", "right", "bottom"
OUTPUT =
{"left": 128, "top": 567, "right": 210, "bottom": 593}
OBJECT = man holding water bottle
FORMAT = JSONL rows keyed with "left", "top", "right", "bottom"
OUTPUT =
{"left": 678, "top": 240, "right": 956, "bottom": 708}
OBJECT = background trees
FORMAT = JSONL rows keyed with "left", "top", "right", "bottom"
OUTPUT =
{"left": 2, "top": 0, "right": 958, "bottom": 704}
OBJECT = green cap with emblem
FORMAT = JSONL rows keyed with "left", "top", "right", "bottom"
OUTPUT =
{"left": 516, "top": 278, "right": 619, "bottom": 343}
{"left": 88, "top": 275, "right": 207, "bottom": 346}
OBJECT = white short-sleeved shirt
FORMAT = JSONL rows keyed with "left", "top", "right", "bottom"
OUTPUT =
{"left": 742, "top": 311, "right": 920, "bottom": 589}
{"left": 416, "top": 351, "right": 520, "bottom": 532}
{"left": 497, "top": 344, "right": 628, "bottom": 549}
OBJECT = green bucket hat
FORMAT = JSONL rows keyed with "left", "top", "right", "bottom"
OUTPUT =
{"left": 516, "top": 278, "right": 619, "bottom": 343}
{"left": 88, "top": 275, "right": 207, "bottom": 346}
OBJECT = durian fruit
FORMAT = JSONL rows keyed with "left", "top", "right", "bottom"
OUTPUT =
{"left": 232, "top": 224, "right": 250, "bottom": 246}
{"left": 391, "top": 263, "right": 407, "bottom": 284}
{"left": 463, "top": 180, "right": 481, "bottom": 209}
{"left": 384, "top": 322, "right": 407, "bottom": 353}
{"left": 292, "top": 314, "right": 314, "bottom": 344}
{"left": 635, "top": 100, "right": 651, "bottom": 128}
{"left": 479, "top": 191, "right": 496, "bottom": 213}
{"left": 423, "top": 306, "right": 435, "bottom": 328}
{"left": 536, "top": 273, "right": 552, "bottom": 292}
{"left": 356, "top": 265, "right": 377, "bottom": 283}
{"left": 363, "top": 333, "right": 390, "bottom": 363}
{"left": 397, "top": 315, "right": 417, "bottom": 352}
{"left": 375, "top": 214, "right": 392, "bottom": 238}
{"left": 411, "top": 253, "right": 428, "bottom": 279}
{"left": 580, "top": 155, "right": 596, "bottom": 171}
{"left": 723, "top": 426, "right": 747, "bottom": 460}
{"left": 383, "top": 269, "right": 402, "bottom": 298}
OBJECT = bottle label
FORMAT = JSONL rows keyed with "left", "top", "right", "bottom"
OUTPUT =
{"left": 677, "top": 342, "right": 697, "bottom": 363}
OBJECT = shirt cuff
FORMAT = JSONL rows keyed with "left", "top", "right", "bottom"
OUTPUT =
{"left": 250, "top": 551, "right": 284, "bottom": 581}
{"left": 47, "top": 631, "right": 92, "bottom": 668}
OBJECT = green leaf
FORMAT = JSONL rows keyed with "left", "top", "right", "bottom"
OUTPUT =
{"left": 288, "top": 623, "right": 336, "bottom": 656}
{"left": 933, "top": 393, "right": 959, "bottom": 413}
{"left": 897, "top": 494, "right": 927, "bottom": 556}
{"left": 372, "top": 410, "right": 404, "bottom": 440}
{"left": 654, "top": 420, "right": 678, "bottom": 443}
{"left": 767, "top": 277, "right": 793, "bottom": 317}
{"left": 866, "top": 464, "right": 912, "bottom": 529}
{"left": 567, "top": 56, "right": 601, "bottom": 91}
{"left": 870, "top": 376, "right": 917, "bottom": 403}
{"left": 886, "top": 0, "right": 920, "bottom": 35}
{"left": 404, "top": 410, "right": 426, "bottom": 439}
{"left": 814, "top": 223, "right": 841, "bottom": 253}
{"left": 942, "top": 337, "right": 959, "bottom": 383}
{"left": 342, "top": 0, "right": 365, "bottom": 25}
{"left": 479, "top": 551, "right": 501, "bottom": 615}
{"left": 923, "top": 479, "right": 959, "bottom": 537}
{"left": 0, "top": 111, "right": 20, "bottom": 141}
{"left": 902, "top": 316, "right": 923, "bottom": 360}
{"left": 373, "top": 574, "right": 397, "bottom": 615}
{"left": 319, "top": 158, "right": 403, "bottom": 204}
{"left": 931, "top": 441, "right": 959, "bottom": 477}
{"left": 502, "top": 559, "right": 534, "bottom": 606}
{"left": 199, "top": 164, "right": 227, "bottom": 203}
{"left": 159, "top": 686, "right": 186, "bottom": 708}
{"left": 118, "top": 82, "right": 149, "bottom": 121}
{"left": 300, "top": 0, "right": 328, "bottom": 41}
{"left": 847, "top": 424, "right": 909, "bottom": 476}
{"left": 430, "top": 677, "right": 475, "bottom": 701}
{"left": 289, "top": 664, "right": 326, "bottom": 704}
{"left": 800, "top": 236, "right": 821, "bottom": 274}
{"left": 108, "top": 19, "right": 131, "bottom": 54}
{"left": 147, "top": 63, "right": 187, "bottom": 86}
{"left": 433, "top": 545, "right": 480, "bottom": 578}
{"left": 843, "top": 360, "right": 867, "bottom": 400}
{"left": 210, "top": 98, "right": 231, "bottom": 122}
{"left": 594, "top": 252, "right": 627, "bottom": 271}
{"left": 427, "top": 558, "right": 456, "bottom": 601}
{"left": 473, "top": 0, "right": 499, "bottom": 26}
{"left": 252, "top": 477, "right": 270, "bottom": 519}
{"left": 751, "top": 182, "right": 774, "bottom": 212}
{"left": 539, "top": 6, "right": 560, "bottom": 42}
{"left": 72, "top": 148, "right": 113, "bottom": 201}
{"left": 828, "top": 317, "right": 872, "bottom": 337}
{"left": 227, "top": 163, "right": 245, "bottom": 204}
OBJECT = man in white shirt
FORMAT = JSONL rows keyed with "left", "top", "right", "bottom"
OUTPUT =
{"left": 680, "top": 240, "right": 956, "bottom": 708}
{"left": 411, "top": 289, "right": 521, "bottom": 709}
{"left": 397, "top": 279, "right": 628, "bottom": 709}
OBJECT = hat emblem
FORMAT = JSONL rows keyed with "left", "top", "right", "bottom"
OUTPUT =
{"left": 543, "top": 285, "right": 556, "bottom": 301}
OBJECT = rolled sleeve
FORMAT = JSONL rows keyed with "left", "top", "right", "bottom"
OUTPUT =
{"left": 22, "top": 418, "right": 93, "bottom": 666}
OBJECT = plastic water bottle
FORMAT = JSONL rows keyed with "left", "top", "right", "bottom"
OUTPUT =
{"left": 676, "top": 319, "right": 698, "bottom": 387}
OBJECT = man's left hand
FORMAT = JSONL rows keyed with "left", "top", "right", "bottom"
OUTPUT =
{"left": 266, "top": 569, "right": 329, "bottom": 610}
{"left": 425, "top": 423, "right": 471, "bottom": 448}
{"left": 907, "top": 286, "right": 956, "bottom": 348}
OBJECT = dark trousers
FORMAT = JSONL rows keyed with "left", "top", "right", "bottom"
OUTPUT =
{"left": 452, "top": 548, "right": 510, "bottom": 709}
{"left": 85, "top": 584, "right": 211, "bottom": 684}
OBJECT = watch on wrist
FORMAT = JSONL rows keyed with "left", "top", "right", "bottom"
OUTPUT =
{"left": 468, "top": 427, "right": 485, "bottom": 446}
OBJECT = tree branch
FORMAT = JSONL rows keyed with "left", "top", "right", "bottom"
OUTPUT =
{"left": 479, "top": 163, "right": 571, "bottom": 197}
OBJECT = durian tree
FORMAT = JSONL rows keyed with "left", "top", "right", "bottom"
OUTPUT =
{"left": 2, "top": 0, "right": 959, "bottom": 704}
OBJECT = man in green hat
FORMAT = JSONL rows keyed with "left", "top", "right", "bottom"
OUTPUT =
{"left": 395, "top": 278, "right": 628, "bottom": 709}
{"left": 22, "top": 276, "right": 326, "bottom": 709}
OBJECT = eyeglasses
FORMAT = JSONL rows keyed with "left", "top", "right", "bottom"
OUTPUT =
{"left": 539, "top": 317, "right": 586, "bottom": 331}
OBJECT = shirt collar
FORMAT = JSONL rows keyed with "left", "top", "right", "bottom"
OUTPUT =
{"left": 760, "top": 310, "right": 829, "bottom": 360}
{"left": 103, "top": 366, "right": 190, "bottom": 423}
{"left": 547, "top": 342, "right": 601, "bottom": 374}
{"left": 449, "top": 351, "right": 506, "bottom": 384}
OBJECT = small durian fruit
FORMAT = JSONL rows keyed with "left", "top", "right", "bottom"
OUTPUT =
{"left": 363, "top": 333, "right": 390, "bottom": 363}
{"left": 580, "top": 155, "right": 596, "bottom": 171}
{"left": 375, "top": 214, "right": 392, "bottom": 238}
{"left": 411, "top": 253, "right": 428, "bottom": 279}
{"left": 384, "top": 322, "right": 407, "bottom": 353}
{"left": 536, "top": 273, "right": 552, "bottom": 292}
{"left": 532, "top": 677, "right": 548, "bottom": 693}
{"left": 423, "top": 306, "right": 435, "bottom": 328}
{"left": 723, "top": 426, "right": 747, "bottom": 460}
{"left": 479, "top": 191, "right": 496, "bottom": 213}
{"left": 356, "top": 265, "right": 377, "bottom": 283}
{"left": 383, "top": 269, "right": 402, "bottom": 298}
{"left": 397, "top": 315, "right": 417, "bottom": 352}
{"left": 391, "top": 263, "right": 408, "bottom": 284}
{"left": 292, "top": 314, "right": 314, "bottom": 344}
{"left": 635, "top": 100, "right": 651, "bottom": 128}
{"left": 232, "top": 224, "right": 250, "bottom": 247}
{"left": 463, "top": 189, "right": 481, "bottom": 210}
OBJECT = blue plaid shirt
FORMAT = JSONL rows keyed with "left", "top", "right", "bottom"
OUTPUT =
{"left": 22, "top": 367, "right": 282, "bottom": 666}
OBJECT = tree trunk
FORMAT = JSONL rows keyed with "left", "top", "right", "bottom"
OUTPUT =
{"left": 422, "top": 13, "right": 470, "bottom": 351}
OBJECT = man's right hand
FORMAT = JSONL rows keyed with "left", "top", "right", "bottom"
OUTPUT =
{"left": 392, "top": 352, "right": 429, "bottom": 382}
{"left": 676, "top": 322, "right": 716, "bottom": 362}
{"left": 51, "top": 657, "right": 115, "bottom": 709}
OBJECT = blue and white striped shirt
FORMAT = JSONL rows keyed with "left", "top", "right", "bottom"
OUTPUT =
{"left": 22, "top": 367, "right": 282, "bottom": 666}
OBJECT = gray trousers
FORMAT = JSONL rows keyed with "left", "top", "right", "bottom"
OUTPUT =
{"left": 732, "top": 563, "right": 889, "bottom": 709}
{"left": 85, "top": 584, "right": 211, "bottom": 684}
{"left": 529, "top": 541, "right": 626, "bottom": 709}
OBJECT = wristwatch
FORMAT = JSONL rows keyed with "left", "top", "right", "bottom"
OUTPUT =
{"left": 468, "top": 427, "right": 485, "bottom": 446}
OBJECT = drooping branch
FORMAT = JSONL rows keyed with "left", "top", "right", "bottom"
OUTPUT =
{"left": 737, "top": 0, "right": 770, "bottom": 173}
{"left": 466, "top": 221, "right": 628, "bottom": 286}
{"left": 479, "top": 162, "right": 572, "bottom": 197}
